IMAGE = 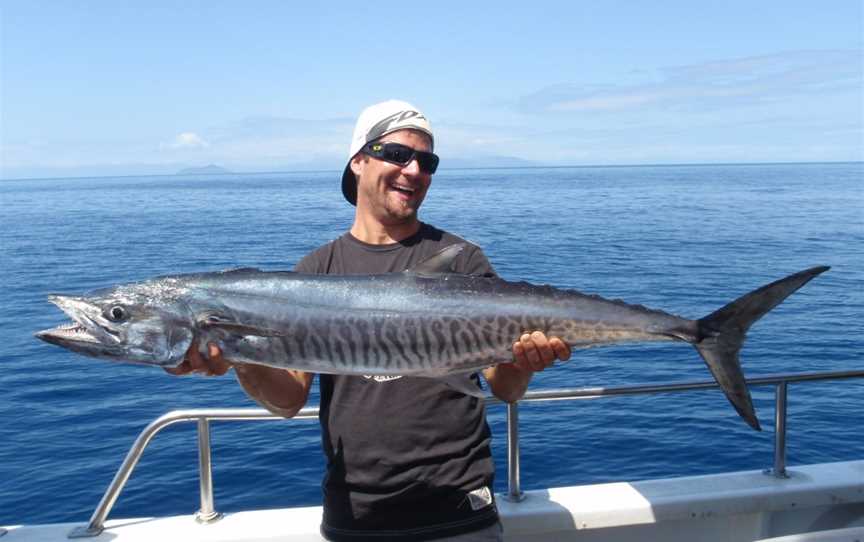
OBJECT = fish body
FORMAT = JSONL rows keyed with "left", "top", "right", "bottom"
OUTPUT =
{"left": 36, "top": 245, "right": 830, "bottom": 431}
{"left": 194, "top": 271, "right": 690, "bottom": 374}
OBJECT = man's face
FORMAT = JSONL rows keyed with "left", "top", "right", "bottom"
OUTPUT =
{"left": 351, "top": 129, "right": 432, "bottom": 225}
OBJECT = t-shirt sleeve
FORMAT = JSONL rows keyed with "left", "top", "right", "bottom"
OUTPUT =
{"left": 293, "top": 253, "right": 318, "bottom": 273}
{"left": 293, "top": 244, "right": 331, "bottom": 274}
{"left": 460, "top": 244, "right": 496, "bottom": 278}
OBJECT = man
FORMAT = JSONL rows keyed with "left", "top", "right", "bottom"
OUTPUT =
{"left": 170, "top": 100, "right": 571, "bottom": 541}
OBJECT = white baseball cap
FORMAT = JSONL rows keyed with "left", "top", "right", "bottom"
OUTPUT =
{"left": 341, "top": 99, "right": 435, "bottom": 205}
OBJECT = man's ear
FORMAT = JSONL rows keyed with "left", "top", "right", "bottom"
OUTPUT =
{"left": 350, "top": 154, "right": 366, "bottom": 177}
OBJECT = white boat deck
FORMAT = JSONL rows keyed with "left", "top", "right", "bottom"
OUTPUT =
{"left": 5, "top": 460, "right": 863, "bottom": 542}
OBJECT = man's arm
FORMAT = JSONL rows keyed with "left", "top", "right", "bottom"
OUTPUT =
{"left": 165, "top": 342, "right": 313, "bottom": 418}
{"left": 483, "top": 331, "right": 571, "bottom": 403}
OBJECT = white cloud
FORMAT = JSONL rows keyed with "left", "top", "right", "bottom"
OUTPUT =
{"left": 162, "top": 132, "right": 210, "bottom": 150}
{"left": 519, "top": 49, "right": 863, "bottom": 115}
{"left": 549, "top": 93, "right": 664, "bottom": 112}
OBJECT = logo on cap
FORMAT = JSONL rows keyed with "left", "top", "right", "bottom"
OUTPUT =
{"left": 366, "top": 110, "right": 427, "bottom": 141}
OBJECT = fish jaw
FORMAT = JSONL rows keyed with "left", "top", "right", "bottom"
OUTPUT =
{"left": 35, "top": 294, "right": 192, "bottom": 367}
{"left": 35, "top": 295, "right": 127, "bottom": 359}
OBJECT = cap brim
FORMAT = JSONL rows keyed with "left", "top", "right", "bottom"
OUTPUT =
{"left": 341, "top": 163, "right": 357, "bottom": 206}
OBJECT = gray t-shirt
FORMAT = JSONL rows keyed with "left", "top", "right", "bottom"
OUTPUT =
{"left": 295, "top": 223, "right": 500, "bottom": 542}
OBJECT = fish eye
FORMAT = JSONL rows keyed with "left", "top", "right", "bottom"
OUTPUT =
{"left": 106, "top": 305, "right": 127, "bottom": 322}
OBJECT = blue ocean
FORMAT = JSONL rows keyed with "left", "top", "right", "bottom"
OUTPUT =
{"left": 1, "top": 162, "right": 862, "bottom": 525}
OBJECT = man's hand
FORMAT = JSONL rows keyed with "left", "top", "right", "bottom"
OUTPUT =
{"left": 511, "top": 331, "right": 571, "bottom": 372}
{"left": 485, "top": 331, "right": 571, "bottom": 402}
{"left": 164, "top": 341, "right": 232, "bottom": 376}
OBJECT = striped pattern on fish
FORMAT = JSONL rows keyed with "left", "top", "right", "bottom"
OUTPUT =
{"left": 35, "top": 244, "right": 830, "bottom": 431}
{"left": 195, "top": 271, "right": 688, "bottom": 377}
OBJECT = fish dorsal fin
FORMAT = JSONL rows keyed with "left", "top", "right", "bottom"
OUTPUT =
{"left": 406, "top": 244, "right": 465, "bottom": 276}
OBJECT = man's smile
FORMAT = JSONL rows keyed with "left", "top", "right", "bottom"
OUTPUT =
{"left": 389, "top": 181, "right": 418, "bottom": 198}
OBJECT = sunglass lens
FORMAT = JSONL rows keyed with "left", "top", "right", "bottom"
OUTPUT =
{"left": 416, "top": 153, "right": 439, "bottom": 174}
{"left": 383, "top": 144, "right": 414, "bottom": 164}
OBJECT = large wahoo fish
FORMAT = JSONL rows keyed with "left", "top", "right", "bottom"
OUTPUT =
{"left": 36, "top": 245, "right": 829, "bottom": 431}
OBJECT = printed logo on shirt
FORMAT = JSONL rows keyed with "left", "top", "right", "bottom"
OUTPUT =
{"left": 363, "top": 375, "right": 403, "bottom": 382}
{"left": 467, "top": 486, "right": 493, "bottom": 511}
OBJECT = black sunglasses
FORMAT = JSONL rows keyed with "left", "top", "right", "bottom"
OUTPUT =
{"left": 360, "top": 142, "right": 440, "bottom": 174}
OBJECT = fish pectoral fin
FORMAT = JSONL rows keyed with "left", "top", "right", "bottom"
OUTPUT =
{"left": 196, "top": 312, "right": 286, "bottom": 337}
{"left": 405, "top": 243, "right": 465, "bottom": 276}
{"left": 438, "top": 373, "right": 486, "bottom": 398}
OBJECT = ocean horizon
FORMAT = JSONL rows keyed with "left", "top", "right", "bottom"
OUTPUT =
{"left": 2, "top": 159, "right": 861, "bottom": 183}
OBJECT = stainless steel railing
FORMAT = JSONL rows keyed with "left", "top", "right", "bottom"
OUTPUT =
{"left": 68, "top": 369, "right": 864, "bottom": 538}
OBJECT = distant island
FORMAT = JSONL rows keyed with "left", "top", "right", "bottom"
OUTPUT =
{"left": 176, "top": 164, "right": 233, "bottom": 175}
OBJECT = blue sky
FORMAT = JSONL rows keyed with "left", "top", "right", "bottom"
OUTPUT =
{"left": 1, "top": 1, "right": 862, "bottom": 179}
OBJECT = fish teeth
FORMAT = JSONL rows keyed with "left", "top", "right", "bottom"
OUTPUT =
{"left": 54, "top": 322, "right": 88, "bottom": 335}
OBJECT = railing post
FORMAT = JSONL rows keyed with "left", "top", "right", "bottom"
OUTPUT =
{"left": 504, "top": 402, "right": 525, "bottom": 502}
{"left": 769, "top": 381, "right": 789, "bottom": 478}
{"left": 194, "top": 418, "right": 223, "bottom": 523}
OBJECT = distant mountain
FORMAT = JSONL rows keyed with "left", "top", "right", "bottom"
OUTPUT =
{"left": 176, "top": 164, "right": 233, "bottom": 175}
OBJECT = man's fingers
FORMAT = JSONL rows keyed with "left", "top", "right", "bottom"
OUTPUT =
{"left": 511, "top": 340, "right": 531, "bottom": 372}
{"left": 164, "top": 340, "right": 202, "bottom": 376}
{"left": 512, "top": 340, "right": 525, "bottom": 359}
{"left": 511, "top": 332, "right": 572, "bottom": 373}
{"left": 519, "top": 333, "right": 539, "bottom": 363}
{"left": 520, "top": 333, "right": 546, "bottom": 371}
{"left": 164, "top": 340, "right": 231, "bottom": 377}
{"left": 550, "top": 337, "right": 572, "bottom": 361}
{"left": 164, "top": 359, "right": 193, "bottom": 375}
{"left": 188, "top": 353, "right": 209, "bottom": 374}
{"left": 530, "top": 331, "right": 555, "bottom": 365}
{"left": 206, "top": 343, "right": 231, "bottom": 376}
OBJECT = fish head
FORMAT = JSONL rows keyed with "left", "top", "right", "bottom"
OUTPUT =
{"left": 35, "top": 284, "right": 194, "bottom": 367}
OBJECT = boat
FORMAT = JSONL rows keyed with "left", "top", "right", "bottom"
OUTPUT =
{"left": 3, "top": 369, "right": 863, "bottom": 541}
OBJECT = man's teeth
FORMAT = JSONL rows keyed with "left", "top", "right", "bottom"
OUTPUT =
{"left": 391, "top": 184, "right": 415, "bottom": 194}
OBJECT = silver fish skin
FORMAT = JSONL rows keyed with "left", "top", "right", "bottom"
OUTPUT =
{"left": 35, "top": 244, "right": 830, "bottom": 431}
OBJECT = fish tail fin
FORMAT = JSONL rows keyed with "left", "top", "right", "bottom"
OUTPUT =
{"left": 694, "top": 266, "right": 830, "bottom": 431}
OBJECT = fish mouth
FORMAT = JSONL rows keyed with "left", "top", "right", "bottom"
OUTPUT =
{"left": 36, "top": 321, "right": 101, "bottom": 346}
{"left": 35, "top": 295, "right": 119, "bottom": 349}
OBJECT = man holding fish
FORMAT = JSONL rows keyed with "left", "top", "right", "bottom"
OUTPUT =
{"left": 169, "top": 100, "right": 571, "bottom": 541}
{"left": 36, "top": 98, "right": 827, "bottom": 539}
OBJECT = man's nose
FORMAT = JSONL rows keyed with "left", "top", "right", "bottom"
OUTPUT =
{"left": 401, "top": 157, "right": 422, "bottom": 175}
